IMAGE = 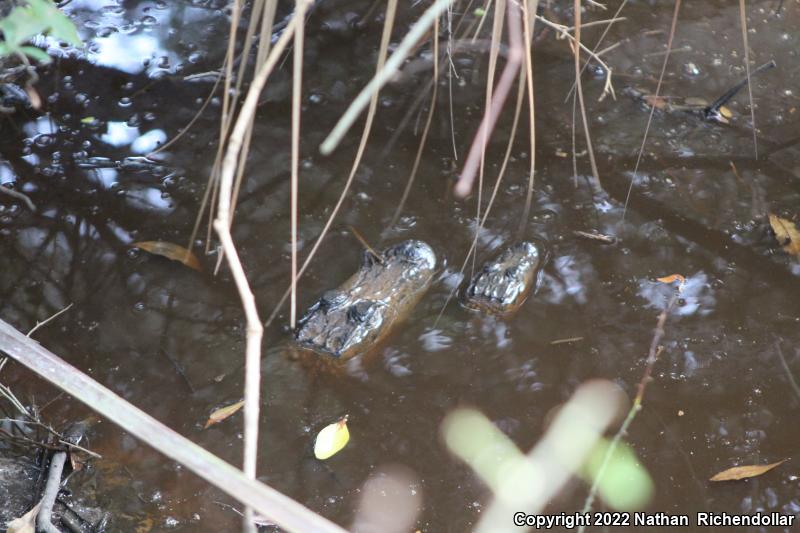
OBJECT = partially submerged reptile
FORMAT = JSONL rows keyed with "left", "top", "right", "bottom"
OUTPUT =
{"left": 294, "top": 239, "right": 543, "bottom": 361}
{"left": 461, "top": 242, "right": 542, "bottom": 315}
{"left": 623, "top": 60, "right": 776, "bottom": 123}
{"left": 295, "top": 240, "right": 436, "bottom": 359}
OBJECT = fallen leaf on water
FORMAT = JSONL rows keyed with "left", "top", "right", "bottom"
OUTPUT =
{"left": 644, "top": 95, "right": 668, "bottom": 110}
{"left": 204, "top": 400, "right": 245, "bottom": 429}
{"left": 6, "top": 502, "right": 41, "bottom": 533}
{"left": 656, "top": 274, "right": 685, "bottom": 285}
{"left": 314, "top": 416, "right": 350, "bottom": 460}
{"left": 768, "top": 214, "right": 800, "bottom": 256}
{"left": 710, "top": 459, "right": 788, "bottom": 482}
{"left": 132, "top": 241, "right": 202, "bottom": 271}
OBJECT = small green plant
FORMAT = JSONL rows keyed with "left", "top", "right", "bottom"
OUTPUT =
{"left": 0, "top": 0, "right": 82, "bottom": 64}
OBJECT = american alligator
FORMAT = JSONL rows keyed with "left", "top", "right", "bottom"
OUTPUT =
{"left": 623, "top": 60, "right": 776, "bottom": 123}
{"left": 295, "top": 239, "right": 436, "bottom": 359}
{"left": 462, "top": 241, "right": 542, "bottom": 315}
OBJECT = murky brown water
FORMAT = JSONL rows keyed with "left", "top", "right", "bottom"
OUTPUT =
{"left": 2, "top": 0, "right": 800, "bottom": 530}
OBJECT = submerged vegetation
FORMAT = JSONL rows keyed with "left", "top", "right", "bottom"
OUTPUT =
{"left": 0, "top": 0, "right": 799, "bottom": 531}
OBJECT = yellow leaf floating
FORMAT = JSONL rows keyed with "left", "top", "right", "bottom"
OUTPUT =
{"left": 710, "top": 459, "right": 788, "bottom": 482}
{"left": 204, "top": 400, "right": 245, "bottom": 429}
{"left": 314, "top": 416, "right": 350, "bottom": 460}
{"left": 656, "top": 274, "right": 685, "bottom": 285}
{"left": 132, "top": 241, "right": 203, "bottom": 271}
{"left": 768, "top": 214, "right": 800, "bottom": 256}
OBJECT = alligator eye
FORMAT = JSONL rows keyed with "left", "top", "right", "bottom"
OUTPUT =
{"left": 347, "top": 301, "right": 374, "bottom": 323}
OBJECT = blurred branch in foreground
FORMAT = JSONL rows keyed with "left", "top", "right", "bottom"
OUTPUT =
{"left": 442, "top": 379, "right": 626, "bottom": 533}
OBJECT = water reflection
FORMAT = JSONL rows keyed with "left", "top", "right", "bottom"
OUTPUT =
{"left": 638, "top": 272, "right": 716, "bottom": 316}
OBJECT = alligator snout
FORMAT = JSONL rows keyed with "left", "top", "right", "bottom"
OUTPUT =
{"left": 462, "top": 241, "right": 541, "bottom": 315}
{"left": 295, "top": 239, "right": 436, "bottom": 359}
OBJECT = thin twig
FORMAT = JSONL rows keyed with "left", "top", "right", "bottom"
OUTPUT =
{"left": 27, "top": 303, "right": 73, "bottom": 338}
{"left": 320, "top": 0, "right": 454, "bottom": 155}
{"left": 290, "top": 0, "right": 305, "bottom": 328}
{"left": 518, "top": 0, "right": 539, "bottom": 239}
{"left": 622, "top": 0, "right": 682, "bottom": 221}
{"left": 572, "top": 0, "right": 603, "bottom": 193}
{"left": 564, "top": 0, "right": 629, "bottom": 102}
{"left": 535, "top": 14, "right": 615, "bottom": 101}
{"left": 454, "top": 0, "right": 523, "bottom": 198}
{"left": 738, "top": 0, "right": 758, "bottom": 157}
{"left": 348, "top": 225, "right": 383, "bottom": 264}
{"left": 387, "top": 17, "right": 440, "bottom": 231}
{"left": 578, "top": 289, "right": 680, "bottom": 528}
{"left": 265, "top": 0, "right": 399, "bottom": 328}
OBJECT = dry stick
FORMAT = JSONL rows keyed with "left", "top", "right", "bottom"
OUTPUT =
{"left": 433, "top": 5, "right": 526, "bottom": 327}
{"left": 148, "top": 69, "right": 224, "bottom": 159}
{"left": 738, "top": 0, "right": 758, "bottom": 158}
{"left": 290, "top": 0, "right": 305, "bottom": 328}
{"left": 387, "top": 18, "right": 439, "bottom": 232}
{"left": 518, "top": 0, "right": 539, "bottom": 239}
{"left": 348, "top": 225, "right": 383, "bottom": 264}
{"left": 265, "top": 0, "right": 400, "bottom": 328}
{"left": 446, "top": 3, "right": 459, "bottom": 161}
{"left": 229, "top": 2, "right": 278, "bottom": 222}
{"left": 0, "top": 319, "right": 346, "bottom": 533}
{"left": 474, "top": 0, "right": 506, "bottom": 275}
{"left": 533, "top": 15, "right": 615, "bottom": 100}
{"left": 213, "top": 5, "right": 309, "bottom": 529}
{"left": 320, "top": 0, "right": 453, "bottom": 155}
{"left": 36, "top": 450, "right": 67, "bottom": 533}
{"left": 577, "top": 291, "right": 679, "bottom": 530}
{"left": 471, "top": 0, "right": 494, "bottom": 42}
{"left": 454, "top": 1, "right": 523, "bottom": 198}
{"left": 621, "top": 0, "right": 681, "bottom": 221}
{"left": 564, "top": 0, "right": 630, "bottom": 103}
{"left": 573, "top": 0, "right": 603, "bottom": 194}
{"left": 229, "top": 0, "right": 277, "bottom": 222}
{"left": 26, "top": 303, "right": 72, "bottom": 338}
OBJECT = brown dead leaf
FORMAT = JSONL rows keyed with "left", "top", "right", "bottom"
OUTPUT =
{"left": 643, "top": 95, "right": 668, "bottom": 110}
{"left": 709, "top": 459, "right": 788, "bottom": 482}
{"left": 768, "top": 214, "right": 800, "bottom": 256}
{"left": 656, "top": 274, "right": 685, "bottom": 285}
{"left": 6, "top": 502, "right": 41, "bottom": 533}
{"left": 204, "top": 400, "right": 245, "bottom": 429}
{"left": 132, "top": 241, "right": 202, "bottom": 271}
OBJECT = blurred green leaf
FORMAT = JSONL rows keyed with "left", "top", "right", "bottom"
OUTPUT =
{"left": 0, "top": 0, "right": 83, "bottom": 64}
{"left": 580, "top": 438, "right": 654, "bottom": 511}
{"left": 18, "top": 46, "right": 50, "bottom": 63}
{"left": 28, "top": 0, "right": 82, "bottom": 46}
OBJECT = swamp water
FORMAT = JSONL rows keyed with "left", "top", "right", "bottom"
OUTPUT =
{"left": 1, "top": 0, "right": 800, "bottom": 530}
